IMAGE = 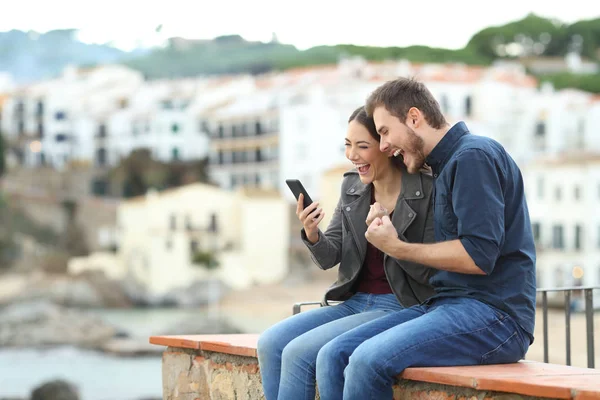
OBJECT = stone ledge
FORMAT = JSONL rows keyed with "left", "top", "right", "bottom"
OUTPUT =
{"left": 151, "top": 334, "right": 600, "bottom": 399}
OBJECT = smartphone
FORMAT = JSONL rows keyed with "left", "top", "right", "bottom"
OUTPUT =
{"left": 285, "top": 179, "right": 320, "bottom": 218}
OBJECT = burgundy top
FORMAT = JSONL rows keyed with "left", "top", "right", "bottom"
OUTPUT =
{"left": 354, "top": 189, "right": 394, "bottom": 295}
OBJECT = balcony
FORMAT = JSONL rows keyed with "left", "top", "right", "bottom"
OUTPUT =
{"left": 210, "top": 131, "right": 278, "bottom": 152}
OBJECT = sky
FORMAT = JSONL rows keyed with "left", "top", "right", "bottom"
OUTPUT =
{"left": 1, "top": 0, "right": 599, "bottom": 51}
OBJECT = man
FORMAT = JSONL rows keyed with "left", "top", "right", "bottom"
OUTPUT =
{"left": 314, "top": 78, "right": 536, "bottom": 400}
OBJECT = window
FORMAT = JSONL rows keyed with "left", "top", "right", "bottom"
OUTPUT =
{"left": 171, "top": 147, "right": 180, "bottom": 161}
{"left": 209, "top": 213, "right": 218, "bottom": 233}
{"left": 555, "top": 187, "right": 562, "bottom": 201}
{"left": 532, "top": 222, "right": 541, "bottom": 243}
{"left": 36, "top": 101, "right": 44, "bottom": 116}
{"left": 218, "top": 124, "right": 224, "bottom": 138}
{"left": 552, "top": 225, "right": 564, "bottom": 249}
{"left": 169, "top": 214, "right": 177, "bottom": 230}
{"left": 575, "top": 225, "right": 583, "bottom": 250}
{"left": 574, "top": 186, "right": 581, "bottom": 200}
{"left": 199, "top": 120, "right": 209, "bottom": 133}
{"left": 464, "top": 96, "right": 472, "bottom": 117}
{"left": 218, "top": 150, "right": 224, "bottom": 165}
{"left": 535, "top": 121, "right": 546, "bottom": 136}
{"left": 190, "top": 240, "right": 199, "bottom": 253}
{"left": 91, "top": 179, "right": 109, "bottom": 196}
{"left": 55, "top": 111, "right": 66, "bottom": 120}
{"left": 256, "top": 149, "right": 263, "bottom": 162}
{"left": 55, "top": 134, "right": 68, "bottom": 142}
{"left": 171, "top": 123, "right": 180, "bottom": 134}
{"left": 98, "top": 124, "right": 107, "bottom": 138}
{"left": 96, "top": 148, "right": 107, "bottom": 166}
{"left": 537, "top": 177, "right": 545, "bottom": 199}
{"left": 255, "top": 121, "right": 263, "bottom": 135}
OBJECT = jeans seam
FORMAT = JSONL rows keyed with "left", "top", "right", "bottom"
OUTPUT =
{"left": 376, "top": 317, "right": 505, "bottom": 379}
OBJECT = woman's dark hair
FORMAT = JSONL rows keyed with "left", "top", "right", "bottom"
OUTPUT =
{"left": 348, "top": 106, "right": 404, "bottom": 169}
{"left": 348, "top": 106, "right": 379, "bottom": 141}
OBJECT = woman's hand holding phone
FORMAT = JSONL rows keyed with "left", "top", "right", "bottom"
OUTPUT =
{"left": 296, "top": 193, "right": 324, "bottom": 244}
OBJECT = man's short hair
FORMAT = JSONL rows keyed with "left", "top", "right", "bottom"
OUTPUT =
{"left": 365, "top": 77, "right": 447, "bottom": 129}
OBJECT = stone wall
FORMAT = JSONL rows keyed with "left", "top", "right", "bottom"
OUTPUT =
{"left": 161, "top": 347, "right": 554, "bottom": 400}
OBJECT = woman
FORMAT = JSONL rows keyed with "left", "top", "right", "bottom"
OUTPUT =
{"left": 257, "top": 106, "right": 436, "bottom": 400}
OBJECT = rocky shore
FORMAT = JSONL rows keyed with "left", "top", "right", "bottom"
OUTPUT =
{"left": 0, "top": 271, "right": 241, "bottom": 354}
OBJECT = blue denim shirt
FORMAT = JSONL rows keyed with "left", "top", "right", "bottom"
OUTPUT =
{"left": 425, "top": 122, "right": 536, "bottom": 341}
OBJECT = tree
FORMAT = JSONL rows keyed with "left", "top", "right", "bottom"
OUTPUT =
{"left": 466, "top": 14, "right": 567, "bottom": 59}
{"left": 108, "top": 149, "right": 211, "bottom": 198}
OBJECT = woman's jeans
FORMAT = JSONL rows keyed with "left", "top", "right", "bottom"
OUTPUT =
{"left": 318, "top": 297, "right": 530, "bottom": 400}
{"left": 257, "top": 292, "right": 402, "bottom": 400}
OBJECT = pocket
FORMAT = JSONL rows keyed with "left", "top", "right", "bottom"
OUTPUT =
{"left": 434, "top": 194, "right": 457, "bottom": 238}
{"left": 479, "top": 312, "right": 527, "bottom": 365}
{"left": 480, "top": 331, "right": 523, "bottom": 365}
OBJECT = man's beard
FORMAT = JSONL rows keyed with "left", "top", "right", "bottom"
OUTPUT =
{"left": 403, "top": 127, "right": 426, "bottom": 174}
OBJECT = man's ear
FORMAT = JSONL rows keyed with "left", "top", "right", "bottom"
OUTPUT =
{"left": 407, "top": 107, "right": 422, "bottom": 128}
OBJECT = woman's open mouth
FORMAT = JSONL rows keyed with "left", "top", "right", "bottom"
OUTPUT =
{"left": 354, "top": 163, "right": 371, "bottom": 175}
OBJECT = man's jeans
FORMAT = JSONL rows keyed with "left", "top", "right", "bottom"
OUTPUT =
{"left": 316, "top": 297, "right": 531, "bottom": 400}
{"left": 257, "top": 293, "right": 402, "bottom": 400}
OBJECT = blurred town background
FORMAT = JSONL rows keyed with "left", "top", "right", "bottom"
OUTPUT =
{"left": 1, "top": 1, "right": 600, "bottom": 399}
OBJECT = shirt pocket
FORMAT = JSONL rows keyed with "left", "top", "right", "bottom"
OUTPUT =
{"left": 434, "top": 193, "right": 458, "bottom": 239}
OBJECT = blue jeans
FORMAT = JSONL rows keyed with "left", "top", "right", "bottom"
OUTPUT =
{"left": 257, "top": 293, "right": 403, "bottom": 400}
{"left": 316, "top": 297, "right": 531, "bottom": 400}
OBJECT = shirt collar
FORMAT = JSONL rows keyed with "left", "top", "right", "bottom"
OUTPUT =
{"left": 425, "top": 121, "right": 470, "bottom": 175}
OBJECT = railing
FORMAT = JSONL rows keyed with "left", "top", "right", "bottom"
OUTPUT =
{"left": 293, "top": 286, "right": 598, "bottom": 369}
{"left": 537, "top": 286, "right": 598, "bottom": 368}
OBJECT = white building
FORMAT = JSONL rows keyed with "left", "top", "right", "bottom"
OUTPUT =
{"left": 523, "top": 153, "right": 600, "bottom": 306}
{"left": 115, "top": 183, "right": 290, "bottom": 296}
{"left": 0, "top": 65, "right": 144, "bottom": 168}
{"left": 0, "top": 66, "right": 254, "bottom": 169}
{"left": 204, "top": 85, "right": 288, "bottom": 191}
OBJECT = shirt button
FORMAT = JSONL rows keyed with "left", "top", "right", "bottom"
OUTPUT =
{"left": 346, "top": 207, "right": 351, "bottom": 211}
{"left": 350, "top": 188, "right": 355, "bottom": 193}
{"left": 415, "top": 191, "right": 421, "bottom": 196}
{"left": 434, "top": 174, "right": 438, "bottom": 178}
{"left": 408, "top": 212, "right": 414, "bottom": 218}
